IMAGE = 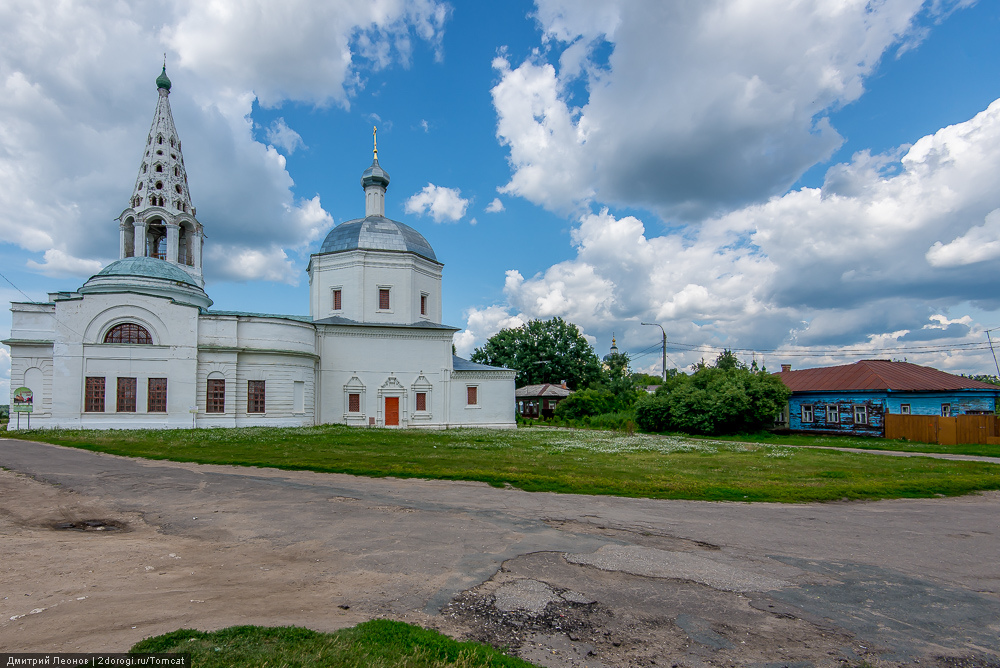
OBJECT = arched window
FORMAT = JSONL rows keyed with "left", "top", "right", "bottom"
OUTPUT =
{"left": 104, "top": 323, "right": 153, "bottom": 344}
{"left": 155, "top": 164, "right": 163, "bottom": 173}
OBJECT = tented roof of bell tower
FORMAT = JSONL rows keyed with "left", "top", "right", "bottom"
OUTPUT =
{"left": 130, "top": 66, "right": 193, "bottom": 217}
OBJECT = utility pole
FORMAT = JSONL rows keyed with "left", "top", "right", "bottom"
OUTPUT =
{"left": 641, "top": 322, "right": 667, "bottom": 382}
{"left": 987, "top": 327, "right": 1000, "bottom": 377}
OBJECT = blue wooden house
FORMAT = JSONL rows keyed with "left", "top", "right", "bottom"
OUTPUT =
{"left": 773, "top": 360, "right": 1000, "bottom": 436}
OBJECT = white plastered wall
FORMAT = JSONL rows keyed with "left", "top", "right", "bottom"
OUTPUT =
{"left": 309, "top": 250, "right": 443, "bottom": 324}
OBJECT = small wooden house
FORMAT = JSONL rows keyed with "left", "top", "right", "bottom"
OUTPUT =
{"left": 515, "top": 383, "right": 573, "bottom": 419}
{"left": 773, "top": 360, "right": 1000, "bottom": 436}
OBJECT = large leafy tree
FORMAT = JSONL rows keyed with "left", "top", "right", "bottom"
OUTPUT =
{"left": 470, "top": 317, "right": 603, "bottom": 389}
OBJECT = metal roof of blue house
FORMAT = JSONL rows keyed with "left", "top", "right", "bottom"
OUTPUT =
{"left": 775, "top": 360, "right": 1000, "bottom": 392}
{"left": 318, "top": 216, "right": 438, "bottom": 263}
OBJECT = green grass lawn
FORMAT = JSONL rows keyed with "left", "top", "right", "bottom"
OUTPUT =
{"left": 700, "top": 431, "right": 1000, "bottom": 457}
{"left": 131, "top": 619, "right": 537, "bottom": 667}
{"left": 11, "top": 424, "right": 1000, "bottom": 503}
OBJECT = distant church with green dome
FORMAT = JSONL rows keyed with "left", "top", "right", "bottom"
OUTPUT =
{"left": 5, "top": 67, "right": 514, "bottom": 430}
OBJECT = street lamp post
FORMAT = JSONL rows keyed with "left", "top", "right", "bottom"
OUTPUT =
{"left": 641, "top": 322, "right": 667, "bottom": 382}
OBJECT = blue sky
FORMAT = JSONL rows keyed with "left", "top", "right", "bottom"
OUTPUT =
{"left": 3, "top": 0, "right": 1000, "bottom": 401}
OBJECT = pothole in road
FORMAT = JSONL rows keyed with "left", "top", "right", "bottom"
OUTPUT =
{"left": 51, "top": 519, "right": 126, "bottom": 532}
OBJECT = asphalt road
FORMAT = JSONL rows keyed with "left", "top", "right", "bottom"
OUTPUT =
{"left": 1, "top": 437, "right": 998, "bottom": 667}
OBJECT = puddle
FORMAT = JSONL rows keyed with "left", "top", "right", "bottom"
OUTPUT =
{"left": 51, "top": 519, "right": 126, "bottom": 532}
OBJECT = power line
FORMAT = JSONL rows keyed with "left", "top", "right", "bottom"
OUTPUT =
{"left": 0, "top": 270, "right": 40, "bottom": 304}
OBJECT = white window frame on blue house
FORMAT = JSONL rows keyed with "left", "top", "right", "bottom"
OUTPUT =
{"left": 825, "top": 405, "right": 838, "bottom": 422}
{"left": 801, "top": 404, "right": 814, "bottom": 422}
{"left": 853, "top": 405, "right": 867, "bottom": 424}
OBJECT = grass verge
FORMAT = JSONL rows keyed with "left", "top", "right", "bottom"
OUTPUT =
{"left": 698, "top": 431, "right": 1000, "bottom": 457}
{"left": 10, "top": 424, "right": 1000, "bottom": 503}
{"left": 130, "top": 619, "right": 536, "bottom": 667}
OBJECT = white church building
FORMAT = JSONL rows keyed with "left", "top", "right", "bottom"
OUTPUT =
{"left": 4, "top": 67, "right": 516, "bottom": 430}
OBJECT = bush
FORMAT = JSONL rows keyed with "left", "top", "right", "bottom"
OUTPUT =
{"left": 554, "top": 388, "right": 616, "bottom": 420}
{"left": 634, "top": 352, "right": 790, "bottom": 436}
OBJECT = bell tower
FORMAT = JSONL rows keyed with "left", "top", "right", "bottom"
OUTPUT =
{"left": 117, "top": 62, "right": 205, "bottom": 286}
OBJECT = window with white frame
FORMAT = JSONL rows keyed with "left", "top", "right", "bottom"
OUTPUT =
{"left": 941, "top": 403, "right": 952, "bottom": 417}
{"left": 900, "top": 404, "right": 911, "bottom": 415}
{"left": 825, "top": 405, "right": 838, "bottom": 422}
{"left": 801, "top": 404, "right": 814, "bottom": 422}
{"left": 853, "top": 405, "right": 867, "bottom": 424}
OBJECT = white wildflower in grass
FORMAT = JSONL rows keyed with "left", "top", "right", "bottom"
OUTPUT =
{"left": 765, "top": 447, "right": 795, "bottom": 458}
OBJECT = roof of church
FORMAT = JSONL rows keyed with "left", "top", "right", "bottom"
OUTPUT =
{"left": 128, "top": 65, "right": 194, "bottom": 218}
{"left": 318, "top": 216, "right": 438, "bottom": 262}
{"left": 156, "top": 65, "right": 171, "bottom": 91}
{"left": 453, "top": 356, "right": 510, "bottom": 372}
{"left": 204, "top": 310, "right": 314, "bottom": 323}
{"left": 95, "top": 256, "right": 198, "bottom": 286}
{"left": 312, "top": 314, "right": 459, "bottom": 331}
{"left": 361, "top": 157, "right": 390, "bottom": 188}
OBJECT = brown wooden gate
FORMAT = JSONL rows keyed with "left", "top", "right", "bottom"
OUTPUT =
{"left": 884, "top": 414, "right": 999, "bottom": 445}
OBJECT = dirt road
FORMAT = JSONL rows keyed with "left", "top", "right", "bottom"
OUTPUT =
{"left": 1, "top": 438, "right": 998, "bottom": 667}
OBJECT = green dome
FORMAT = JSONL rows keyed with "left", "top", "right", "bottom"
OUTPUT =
{"left": 156, "top": 66, "right": 171, "bottom": 91}
{"left": 96, "top": 257, "right": 196, "bottom": 285}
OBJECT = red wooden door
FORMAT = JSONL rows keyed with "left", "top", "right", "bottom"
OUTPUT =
{"left": 385, "top": 397, "right": 399, "bottom": 426}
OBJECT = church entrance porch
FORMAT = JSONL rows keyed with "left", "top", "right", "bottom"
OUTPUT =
{"left": 384, "top": 397, "right": 400, "bottom": 426}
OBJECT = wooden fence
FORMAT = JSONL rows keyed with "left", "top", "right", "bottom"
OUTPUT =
{"left": 884, "top": 414, "right": 1000, "bottom": 445}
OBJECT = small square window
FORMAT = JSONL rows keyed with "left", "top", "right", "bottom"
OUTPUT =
{"left": 416, "top": 392, "right": 427, "bottom": 412}
{"left": 332, "top": 288, "right": 342, "bottom": 311}
{"left": 379, "top": 288, "right": 390, "bottom": 310}
{"left": 348, "top": 393, "right": 361, "bottom": 413}
{"left": 941, "top": 404, "right": 952, "bottom": 417}
{"left": 248, "top": 380, "right": 266, "bottom": 414}
{"left": 467, "top": 386, "right": 478, "bottom": 406}
{"left": 900, "top": 404, "right": 911, "bottom": 415}
{"left": 801, "top": 405, "right": 814, "bottom": 422}
{"left": 854, "top": 405, "right": 867, "bottom": 424}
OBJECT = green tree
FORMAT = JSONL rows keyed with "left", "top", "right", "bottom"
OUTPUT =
{"left": 635, "top": 350, "right": 790, "bottom": 435}
{"left": 470, "top": 317, "right": 603, "bottom": 389}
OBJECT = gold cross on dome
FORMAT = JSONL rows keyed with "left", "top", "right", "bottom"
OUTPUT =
{"left": 373, "top": 126, "right": 378, "bottom": 159}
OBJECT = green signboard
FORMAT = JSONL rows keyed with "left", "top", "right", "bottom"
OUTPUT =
{"left": 12, "top": 387, "right": 33, "bottom": 413}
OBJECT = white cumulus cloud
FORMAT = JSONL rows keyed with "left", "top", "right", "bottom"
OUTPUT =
{"left": 485, "top": 198, "right": 505, "bottom": 213}
{"left": 205, "top": 246, "right": 298, "bottom": 285}
{"left": 472, "top": 95, "right": 1000, "bottom": 372}
{"left": 405, "top": 183, "right": 470, "bottom": 223}
{"left": 25, "top": 250, "right": 104, "bottom": 278}
{"left": 265, "top": 118, "right": 305, "bottom": 154}
{"left": 927, "top": 209, "right": 1000, "bottom": 268}
{"left": 492, "top": 0, "right": 960, "bottom": 219}
{"left": 453, "top": 305, "right": 526, "bottom": 358}
{"left": 0, "top": 0, "right": 448, "bottom": 288}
